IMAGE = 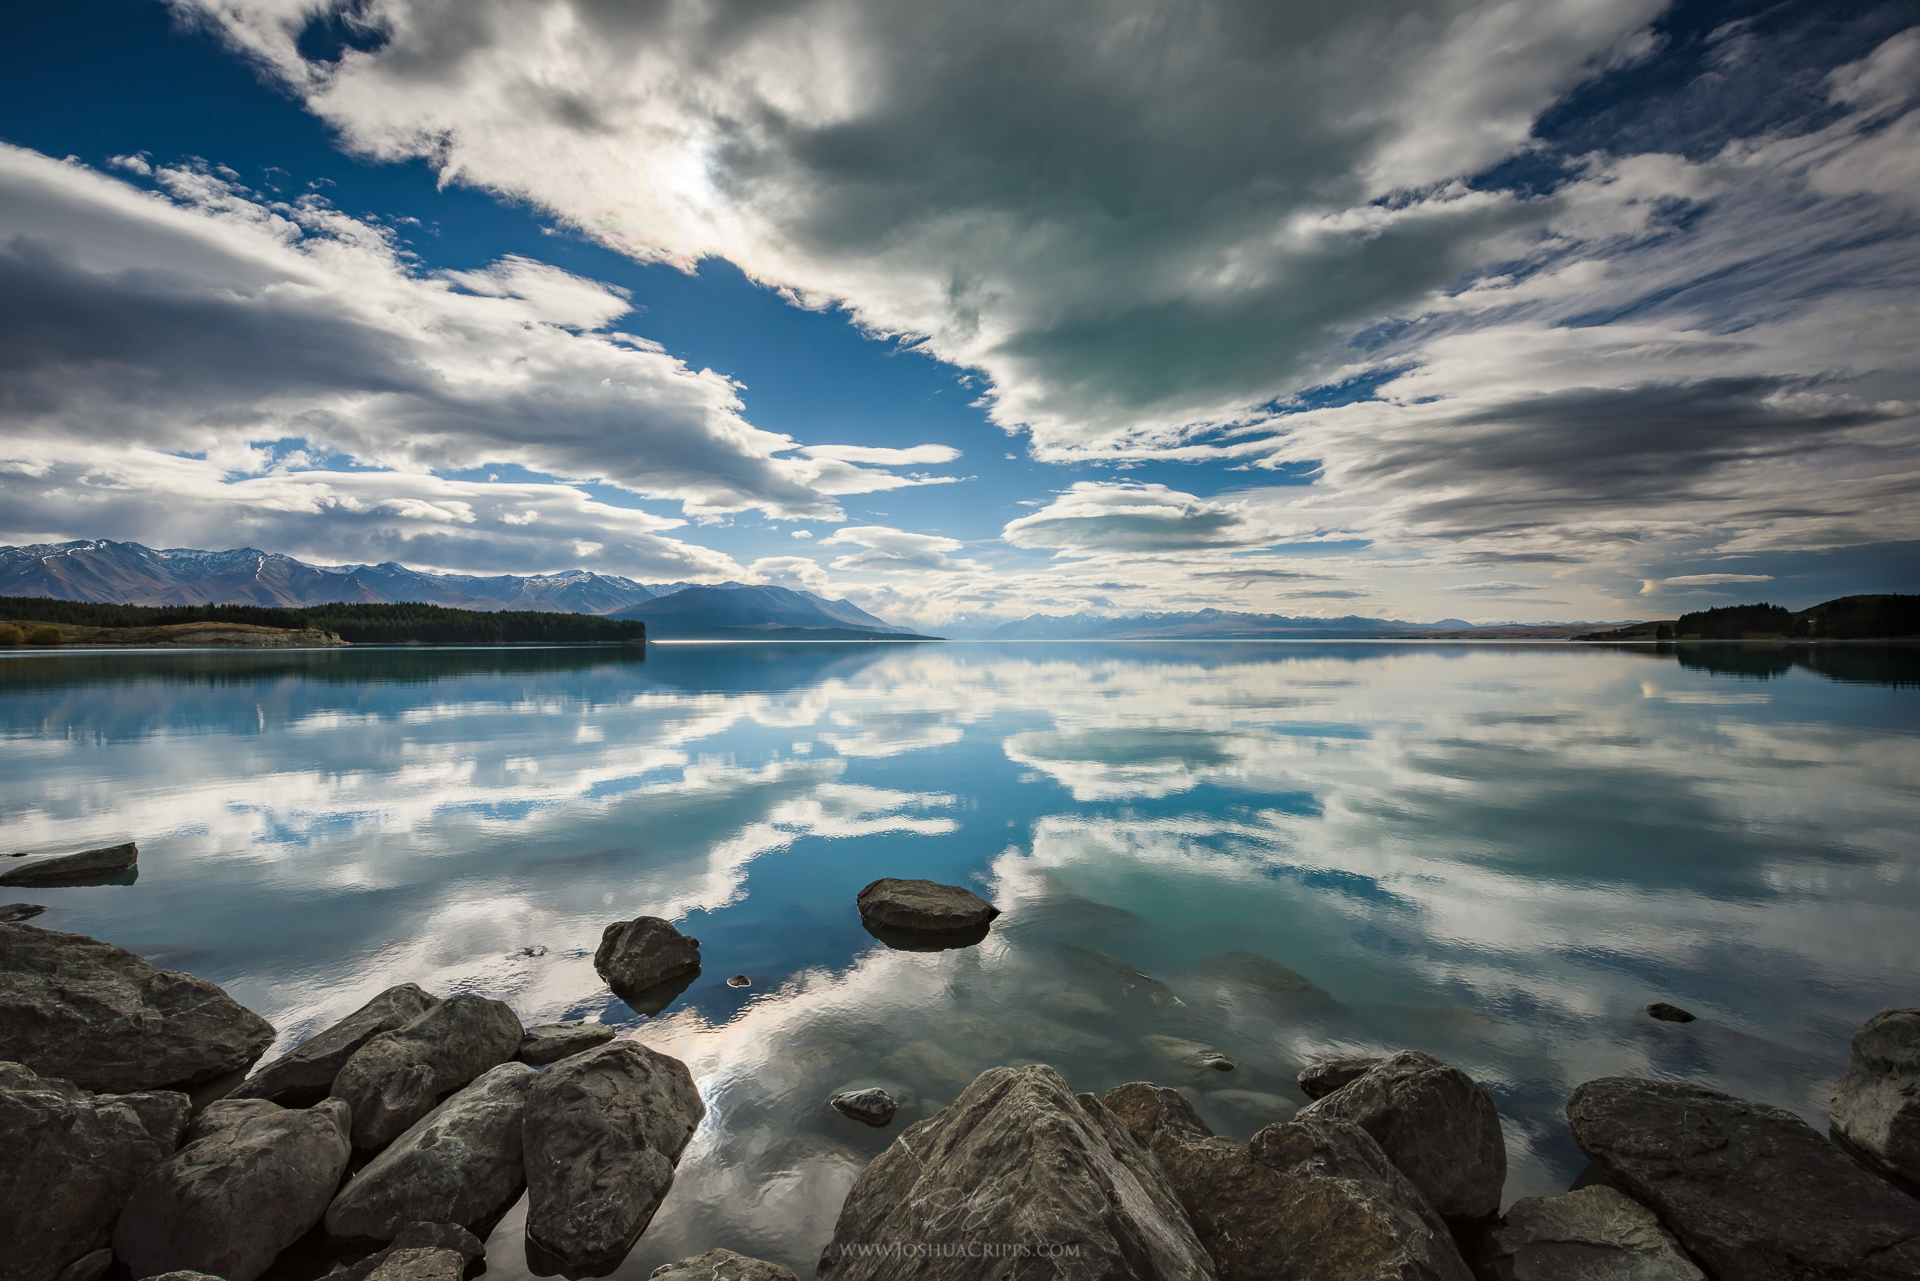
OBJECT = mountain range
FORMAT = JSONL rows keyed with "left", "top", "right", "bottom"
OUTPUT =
{"left": 0, "top": 540, "right": 918, "bottom": 638}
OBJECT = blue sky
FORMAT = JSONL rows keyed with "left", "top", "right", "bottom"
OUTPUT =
{"left": 2, "top": 0, "right": 1916, "bottom": 626}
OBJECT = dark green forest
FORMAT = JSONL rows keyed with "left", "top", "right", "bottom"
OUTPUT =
{"left": 1675, "top": 595, "right": 1920, "bottom": 640}
{"left": 0, "top": 597, "right": 645, "bottom": 644}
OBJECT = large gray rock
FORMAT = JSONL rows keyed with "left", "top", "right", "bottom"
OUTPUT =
{"left": 1104, "top": 1081, "right": 1470, "bottom": 1281}
{"left": 1567, "top": 1076, "right": 1920, "bottom": 1281}
{"left": 326, "top": 1062, "right": 538, "bottom": 1241}
{"left": 1, "top": 902, "right": 47, "bottom": 922}
{"left": 0, "top": 923, "right": 275, "bottom": 1092}
{"left": 855, "top": 878, "right": 999, "bottom": 934}
{"left": 1295, "top": 1049, "right": 1506, "bottom": 1221}
{"left": 180, "top": 1098, "right": 285, "bottom": 1145}
{"left": 817, "top": 1064, "right": 1216, "bottom": 1280}
{"left": 1478, "top": 1185, "right": 1705, "bottom": 1281}
{"left": 593, "top": 917, "right": 702, "bottom": 1000}
{"left": 0, "top": 1061, "right": 190, "bottom": 1281}
{"left": 330, "top": 994, "right": 523, "bottom": 1150}
{"left": 230, "top": 984, "right": 440, "bottom": 1106}
{"left": 1830, "top": 1007, "right": 1920, "bottom": 1186}
{"left": 0, "top": 843, "right": 138, "bottom": 887}
{"left": 113, "top": 1097, "right": 353, "bottom": 1281}
{"left": 331, "top": 1222, "right": 485, "bottom": 1281}
{"left": 523, "top": 1040, "right": 706, "bottom": 1273}
{"left": 650, "top": 1250, "right": 796, "bottom": 1280}
{"left": 364, "top": 1249, "right": 463, "bottom": 1281}
{"left": 516, "top": 1020, "right": 615, "bottom": 1066}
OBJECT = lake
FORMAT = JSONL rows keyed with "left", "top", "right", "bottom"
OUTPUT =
{"left": 4, "top": 640, "right": 1917, "bottom": 1277}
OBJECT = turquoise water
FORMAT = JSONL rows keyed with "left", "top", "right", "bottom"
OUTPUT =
{"left": 4, "top": 641, "right": 1917, "bottom": 1276}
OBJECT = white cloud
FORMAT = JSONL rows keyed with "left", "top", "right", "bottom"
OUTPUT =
{"left": 0, "top": 143, "right": 957, "bottom": 545}
{"left": 172, "top": 0, "right": 1670, "bottom": 454}
{"left": 746, "top": 555, "right": 831, "bottom": 592}
{"left": 820, "top": 525, "right": 977, "bottom": 572}
{"left": 800, "top": 444, "right": 961, "bottom": 465}
{"left": 1001, "top": 482, "right": 1310, "bottom": 554}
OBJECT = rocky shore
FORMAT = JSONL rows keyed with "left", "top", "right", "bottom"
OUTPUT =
{"left": 3, "top": 888, "right": 1917, "bottom": 1281}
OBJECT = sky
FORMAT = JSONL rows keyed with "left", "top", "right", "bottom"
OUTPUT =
{"left": 1, "top": 0, "right": 1917, "bottom": 628}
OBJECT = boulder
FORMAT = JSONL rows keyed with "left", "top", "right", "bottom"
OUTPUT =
{"left": 650, "top": 1250, "right": 797, "bottom": 1280}
{"left": 365, "top": 1249, "right": 464, "bottom": 1281}
{"left": 1478, "top": 1185, "right": 1705, "bottom": 1281}
{"left": 1830, "top": 1007, "right": 1920, "bottom": 1186}
{"left": 0, "top": 1061, "right": 190, "bottom": 1281}
{"left": 854, "top": 878, "right": 998, "bottom": 934}
{"left": 523, "top": 1040, "right": 707, "bottom": 1273}
{"left": 330, "top": 994, "right": 523, "bottom": 1150}
{"left": 113, "top": 1097, "right": 353, "bottom": 1281}
{"left": 1295, "top": 1050, "right": 1506, "bottom": 1221}
{"left": 0, "top": 923, "right": 276, "bottom": 1092}
{"left": 0, "top": 903, "right": 45, "bottom": 922}
{"left": 830, "top": 1087, "right": 899, "bottom": 1127}
{"left": 1567, "top": 1076, "right": 1920, "bottom": 1281}
{"left": 1104, "top": 1081, "right": 1470, "bottom": 1281}
{"left": 138, "top": 1274, "right": 226, "bottom": 1281}
{"left": 1300, "top": 1056, "right": 1384, "bottom": 1100}
{"left": 230, "top": 984, "right": 440, "bottom": 1106}
{"left": 326, "top": 1062, "right": 538, "bottom": 1241}
{"left": 331, "top": 1223, "right": 484, "bottom": 1281}
{"left": 593, "top": 917, "right": 702, "bottom": 1001}
{"left": 0, "top": 843, "right": 138, "bottom": 887}
{"left": 516, "top": 1020, "right": 616, "bottom": 1066}
{"left": 816, "top": 1064, "right": 1216, "bottom": 1280}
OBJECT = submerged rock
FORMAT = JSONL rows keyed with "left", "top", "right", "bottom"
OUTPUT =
{"left": 523, "top": 1040, "right": 706, "bottom": 1274}
{"left": 1142, "top": 1034, "right": 1236, "bottom": 1073}
{"left": 516, "top": 1021, "right": 616, "bottom": 1066}
{"left": 0, "top": 843, "right": 138, "bottom": 887}
{"left": 1299, "top": 1057, "right": 1384, "bottom": 1100}
{"left": 1567, "top": 1076, "right": 1920, "bottom": 1281}
{"left": 0, "top": 1061, "right": 190, "bottom": 1281}
{"left": 1295, "top": 1050, "right": 1506, "bottom": 1222}
{"left": 330, "top": 994, "right": 524, "bottom": 1150}
{"left": 114, "top": 1097, "right": 352, "bottom": 1281}
{"left": 817, "top": 1064, "right": 1216, "bottom": 1280}
{"left": 650, "top": 1250, "right": 797, "bottom": 1280}
{"left": 0, "top": 923, "right": 275, "bottom": 1093}
{"left": 1478, "top": 1185, "right": 1704, "bottom": 1281}
{"left": 1104, "top": 1080, "right": 1470, "bottom": 1281}
{"left": 231, "top": 984, "right": 440, "bottom": 1106}
{"left": 594, "top": 917, "right": 703, "bottom": 1001}
{"left": 855, "top": 878, "right": 999, "bottom": 934}
{"left": 326, "top": 1062, "right": 539, "bottom": 1241}
{"left": 830, "top": 1087, "right": 899, "bottom": 1127}
{"left": 1830, "top": 1007, "right": 1920, "bottom": 1186}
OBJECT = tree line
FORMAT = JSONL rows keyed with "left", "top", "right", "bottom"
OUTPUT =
{"left": 0, "top": 597, "right": 646, "bottom": 645}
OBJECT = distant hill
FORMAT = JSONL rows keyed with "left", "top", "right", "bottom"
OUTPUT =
{"left": 0, "top": 540, "right": 667, "bottom": 614}
{"left": 609, "top": 584, "right": 932, "bottom": 639}
{"left": 976, "top": 608, "right": 1610, "bottom": 641}
{"left": 0, "top": 597, "right": 646, "bottom": 645}
{"left": 1582, "top": 594, "right": 1920, "bottom": 641}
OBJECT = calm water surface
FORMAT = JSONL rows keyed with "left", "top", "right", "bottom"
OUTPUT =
{"left": 3, "top": 641, "right": 1917, "bottom": 1276}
